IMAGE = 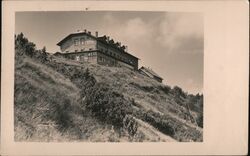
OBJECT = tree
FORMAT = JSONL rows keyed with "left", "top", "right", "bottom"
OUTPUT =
{"left": 172, "top": 86, "right": 186, "bottom": 98}
{"left": 42, "top": 46, "right": 46, "bottom": 53}
{"left": 15, "top": 33, "right": 36, "bottom": 57}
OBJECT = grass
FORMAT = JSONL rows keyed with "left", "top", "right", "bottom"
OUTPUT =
{"left": 14, "top": 53, "right": 203, "bottom": 142}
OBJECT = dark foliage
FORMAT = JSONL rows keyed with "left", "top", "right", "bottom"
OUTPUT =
{"left": 196, "top": 113, "right": 203, "bottom": 128}
{"left": 15, "top": 33, "right": 36, "bottom": 57}
{"left": 129, "top": 82, "right": 154, "bottom": 92}
{"left": 15, "top": 33, "right": 50, "bottom": 63}
{"left": 158, "top": 85, "right": 171, "bottom": 94}
{"left": 139, "top": 110, "right": 202, "bottom": 141}
{"left": 186, "top": 94, "right": 203, "bottom": 128}
{"left": 142, "top": 110, "right": 175, "bottom": 136}
{"left": 171, "top": 86, "right": 187, "bottom": 98}
{"left": 84, "top": 82, "right": 135, "bottom": 129}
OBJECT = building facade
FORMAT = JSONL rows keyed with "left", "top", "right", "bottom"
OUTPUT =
{"left": 56, "top": 30, "right": 139, "bottom": 70}
{"left": 139, "top": 66, "right": 163, "bottom": 83}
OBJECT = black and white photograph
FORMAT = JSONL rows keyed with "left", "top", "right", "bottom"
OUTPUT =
{"left": 14, "top": 11, "right": 203, "bottom": 142}
{"left": 2, "top": 1, "right": 248, "bottom": 155}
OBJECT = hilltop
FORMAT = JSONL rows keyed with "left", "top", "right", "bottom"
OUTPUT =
{"left": 14, "top": 33, "right": 203, "bottom": 142}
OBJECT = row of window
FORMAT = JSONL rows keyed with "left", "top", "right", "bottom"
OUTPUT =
{"left": 99, "top": 48, "right": 135, "bottom": 65}
{"left": 74, "top": 37, "right": 94, "bottom": 46}
{"left": 74, "top": 48, "right": 93, "bottom": 52}
{"left": 99, "top": 56, "right": 115, "bottom": 65}
{"left": 75, "top": 52, "right": 97, "bottom": 61}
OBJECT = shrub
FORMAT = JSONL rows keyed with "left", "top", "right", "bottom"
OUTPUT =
{"left": 140, "top": 110, "right": 202, "bottom": 141}
{"left": 143, "top": 110, "right": 175, "bottom": 136}
{"left": 158, "top": 85, "right": 171, "bottom": 94}
{"left": 15, "top": 33, "right": 36, "bottom": 57}
{"left": 171, "top": 86, "right": 187, "bottom": 98}
{"left": 84, "top": 82, "right": 136, "bottom": 132}
{"left": 196, "top": 113, "right": 203, "bottom": 128}
{"left": 129, "top": 82, "right": 154, "bottom": 92}
{"left": 123, "top": 115, "right": 138, "bottom": 136}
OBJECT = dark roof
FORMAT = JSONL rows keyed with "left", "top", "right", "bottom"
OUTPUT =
{"left": 96, "top": 36, "right": 139, "bottom": 60}
{"left": 139, "top": 66, "right": 163, "bottom": 80}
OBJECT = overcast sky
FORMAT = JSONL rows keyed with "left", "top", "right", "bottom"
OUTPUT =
{"left": 15, "top": 11, "right": 203, "bottom": 94}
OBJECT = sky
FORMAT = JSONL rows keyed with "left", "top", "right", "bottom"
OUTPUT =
{"left": 15, "top": 11, "right": 203, "bottom": 94}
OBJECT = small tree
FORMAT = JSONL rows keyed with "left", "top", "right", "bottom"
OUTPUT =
{"left": 42, "top": 46, "right": 46, "bottom": 53}
{"left": 15, "top": 33, "right": 36, "bottom": 57}
{"left": 172, "top": 86, "right": 186, "bottom": 98}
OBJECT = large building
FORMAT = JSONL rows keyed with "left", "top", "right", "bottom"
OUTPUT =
{"left": 56, "top": 30, "right": 139, "bottom": 70}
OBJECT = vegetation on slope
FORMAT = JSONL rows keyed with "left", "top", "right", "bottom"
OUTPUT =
{"left": 14, "top": 33, "right": 203, "bottom": 142}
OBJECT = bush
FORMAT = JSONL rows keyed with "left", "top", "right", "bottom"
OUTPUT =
{"left": 196, "top": 113, "right": 203, "bottom": 128}
{"left": 15, "top": 33, "right": 36, "bottom": 57}
{"left": 143, "top": 110, "right": 175, "bottom": 136}
{"left": 85, "top": 82, "right": 135, "bottom": 130}
{"left": 129, "top": 82, "right": 154, "bottom": 92}
{"left": 158, "top": 85, "right": 171, "bottom": 94}
{"left": 171, "top": 86, "right": 187, "bottom": 98}
{"left": 123, "top": 115, "right": 138, "bottom": 136}
{"left": 140, "top": 110, "right": 203, "bottom": 141}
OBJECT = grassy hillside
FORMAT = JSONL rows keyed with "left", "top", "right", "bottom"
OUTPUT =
{"left": 14, "top": 33, "right": 203, "bottom": 142}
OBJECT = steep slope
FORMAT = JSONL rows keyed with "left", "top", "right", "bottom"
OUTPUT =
{"left": 15, "top": 54, "right": 202, "bottom": 142}
{"left": 14, "top": 33, "right": 203, "bottom": 142}
{"left": 51, "top": 57, "right": 203, "bottom": 140}
{"left": 14, "top": 56, "right": 178, "bottom": 142}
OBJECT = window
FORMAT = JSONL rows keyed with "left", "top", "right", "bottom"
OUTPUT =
{"left": 76, "top": 56, "right": 80, "bottom": 61}
{"left": 74, "top": 39, "right": 79, "bottom": 46}
{"left": 84, "top": 56, "right": 88, "bottom": 61}
{"left": 80, "top": 38, "right": 85, "bottom": 44}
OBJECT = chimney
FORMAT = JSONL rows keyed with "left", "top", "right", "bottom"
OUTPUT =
{"left": 107, "top": 36, "right": 110, "bottom": 41}
{"left": 84, "top": 29, "right": 87, "bottom": 33}
{"left": 88, "top": 31, "right": 91, "bottom": 35}
{"left": 125, "top": 46, "right": 128, "bottom": 52}
{"left": 77, "top": 29, "right": 80, "bottom": 32}
{"left": 95, "top": 31, "right": 98, "bottom": 37}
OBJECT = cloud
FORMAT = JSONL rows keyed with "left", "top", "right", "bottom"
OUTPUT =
{"left": 156, "top": 13, "right": 204, "bottom": 54}
{"left": 90, "top": 12, "right": 204, "bottom": 93}
{"left": 98, "top": 14, "right": 155, "bottom": 57}
{"left": 123, "top": 18, "right": 150, "bottom": 40}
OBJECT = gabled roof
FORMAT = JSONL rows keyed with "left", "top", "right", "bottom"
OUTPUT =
{"left": 139, "top": 66, "right": 163, "bottom": 80}
{"left": 57, "top": 32, "right": 140, "bottom": 60}
{"left": 56, "top": 32, "right": 96, "bottom": 46}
